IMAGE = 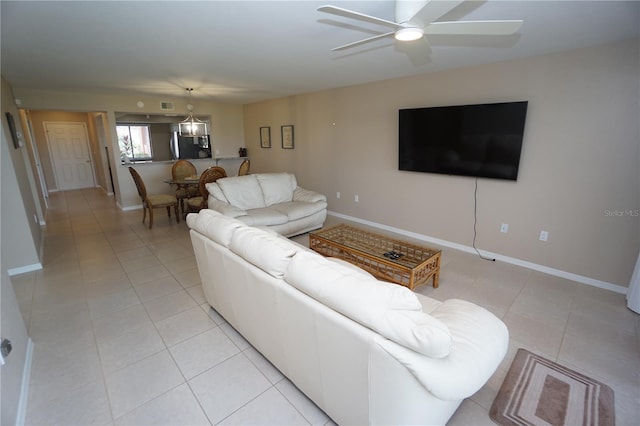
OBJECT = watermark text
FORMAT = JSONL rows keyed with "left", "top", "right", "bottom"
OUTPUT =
{"left": 604, "top": 209, "right": 639, "bottom": 217}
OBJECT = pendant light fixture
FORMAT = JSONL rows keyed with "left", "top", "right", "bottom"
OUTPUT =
{"left": 179, "top": 88, "right": 208, "bottom": 137}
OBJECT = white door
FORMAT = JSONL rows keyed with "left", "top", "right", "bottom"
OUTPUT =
{"left": 45, "top": 122, "right": 95, "bottom": 190}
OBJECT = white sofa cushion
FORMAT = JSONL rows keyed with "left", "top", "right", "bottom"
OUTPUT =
{"left": 186, "top": 209, "right": 243, "bottom": 247}
{"left": 284, "top": 251, "right": 452, "bottom": 357}
{"left": 326, "top": 258, "right": 374, "bottom": 278}
{"left": 229, "top": 226, "right": 299, "bottom": 278}
{"left": 207, "top": 199, "right": 247, "bottom": 218}
{"left": 270, "top": 201, "right": 326, "bottom": 221}
{"left": 377, "top": 299, "right": 509, "bottom": 400}
{"left": 293, "top": 187, "right": 327, "bottom": 203}
{"left": 285, "top": 251, "right": 421, "bottom": 311}
{"left": 205, "top": 182, "right": 229, "bottom": 203}
{"left": 238, "top": 208, "right": 289, "bottom": 226}
{"left": 382, "top": 310, "right": 452, "bottom": 358}
{"left": 415, "top": 293, "right": 444, "bottom": 314}
{"left": 217, "top": 175, "right": 267, "bottom": 210}
{"left": 255, "top": 173, "right": 296, "bottom": 206}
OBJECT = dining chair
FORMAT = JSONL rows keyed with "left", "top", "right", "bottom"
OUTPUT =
{"left": 129, "top": 167, "right": 179, "bottom": 229}
{"left": 237, "top": 159, "right": 250, "bottom": 176}
{"left": 171, "top": 159, "right": 198, "bottom": 214}
{"left": 185, "top": 166, "right": 228, "bottom": 215}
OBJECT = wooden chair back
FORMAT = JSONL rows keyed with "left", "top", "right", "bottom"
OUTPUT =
{"left": 237, "top": 159, "right": 250, "bottom": 176}
{"left": 199, "top": 166, "right": 228, "bottom": 203}
{"left": 172, "top": 160, "right": 197, "bottom": 180}
{"left": 129, "top": 167, "right": 147, "bottom": 201}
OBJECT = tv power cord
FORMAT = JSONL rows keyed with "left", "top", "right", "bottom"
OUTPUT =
{"left": 473, "top": 178, "right": 496, "bottom": 262}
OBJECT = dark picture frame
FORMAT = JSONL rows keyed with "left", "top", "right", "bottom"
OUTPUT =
{"left": 260, "top": 126, "right": 271, "bottom": 148}
{"left": 281, "top": 125, "right": 294, "bottom": 149}
{"left": 5, "top": 112, "right": 20, "bottom": 149}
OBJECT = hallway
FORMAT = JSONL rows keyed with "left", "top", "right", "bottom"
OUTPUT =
{"left": 12, "top": 189, "right": 332, "bottom": 425}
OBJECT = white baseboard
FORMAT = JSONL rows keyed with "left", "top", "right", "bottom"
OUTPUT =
{"left": 16, "top": 338, "right": 33, "bottom": 426}
{"left": 327, "top": 211, "right": 627, "bottom": 294}
{"left": 7, "top": 263, "right": 42, "bottom": 276}
{"left": 120, "top": 203, "right": 141, "bottom": 211}
{"left": 98, "top": 186, "right": 114, "bottom": 197}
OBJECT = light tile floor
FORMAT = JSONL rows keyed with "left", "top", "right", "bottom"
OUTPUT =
{"left": 12, "top": 189, "right": 640, "bottom": 425}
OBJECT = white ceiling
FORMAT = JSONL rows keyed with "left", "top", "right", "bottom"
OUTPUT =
{"left": 1, "top": 1, "right": 638, "bottom": 104}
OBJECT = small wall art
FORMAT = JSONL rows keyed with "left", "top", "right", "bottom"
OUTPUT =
{"left": 281, "top": 125, "right": 294, "bottom": 149}
{"left": 260, "top": 126, "right": 271, "bottom": 148}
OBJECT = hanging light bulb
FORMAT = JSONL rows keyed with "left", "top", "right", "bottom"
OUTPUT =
{"left": 394, "top": 27, "right": 424, "bottom": 41}
{"left": 179, "top": 88, "right": 208, "bottom": 137}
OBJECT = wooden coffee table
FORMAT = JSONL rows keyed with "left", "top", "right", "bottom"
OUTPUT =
{"left": 309, "top": 224, "right": 441, "bottom": 289}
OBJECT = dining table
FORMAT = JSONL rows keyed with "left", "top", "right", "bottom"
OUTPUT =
{"left": 164, "top": 176, "right": 200, "bottom": 217}
{"left": 163, "top": 176, "right": 200, "bottom": 188}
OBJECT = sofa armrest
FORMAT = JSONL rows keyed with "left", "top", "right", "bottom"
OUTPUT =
{"left": 377, "top": 298, "right": 508, "bottom": 400}
{"left": 207, "top": 199, "right": 248, "bottom": 218}
{"left": 293, "top": 187, "right": 327, "bottom": 203}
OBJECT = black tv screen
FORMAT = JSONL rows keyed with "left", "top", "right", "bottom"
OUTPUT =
{"left": 399, "top": 101, "right": 528, "bottom": 181}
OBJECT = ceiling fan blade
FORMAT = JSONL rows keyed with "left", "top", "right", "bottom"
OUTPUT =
{"left": 331, "top": 32, "right": 395, "bottom": 51}
{"left": 405, "top": 0, "right": 465, "bottom": 27}
{"left": 424, "top": 20, "right": 523, "bottom": 36}
{"left": 318, "top": 5, "right": 400, "bottom": 29}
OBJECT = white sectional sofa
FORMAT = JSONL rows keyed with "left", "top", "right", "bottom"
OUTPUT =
{"left": 187, "top": 209, "right": 509, "bottom": 426}
{"left": 205, "top": 172, "right": 327, "bottom": 237}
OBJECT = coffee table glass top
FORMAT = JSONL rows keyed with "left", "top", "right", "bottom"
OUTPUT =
{"left": 310, "top": 224, "right": 440, "bottom": 268}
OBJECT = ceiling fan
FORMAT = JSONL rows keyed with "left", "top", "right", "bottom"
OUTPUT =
{"left": 318, "top": 0, "right": 523, "bottom": 51}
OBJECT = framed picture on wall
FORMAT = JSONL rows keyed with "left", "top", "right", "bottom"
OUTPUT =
{"left": 5, "top": 112, "right": 20, "bottom": 149}
{"left": 260, "top": 126, "right": 271, "bottom": 148}
{"left": 281, "top": 125, "right": 294, "bottom": 149}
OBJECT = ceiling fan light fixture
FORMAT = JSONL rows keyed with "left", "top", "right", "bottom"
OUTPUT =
{"left": 394, "top": 27, "right": 424, "bottom": 41}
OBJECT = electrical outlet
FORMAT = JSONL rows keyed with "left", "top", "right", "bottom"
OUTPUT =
{"left": 336, "top": 192, "right": 340, "bottom": 199}
{"left": 539, "top": 230, "right": 549, "bottom": 242}
{"left": 354, "top": 194, "right": 359, "bottom": 202}
{"left": 500, "top": 223, "right": 509, "bottom": 234}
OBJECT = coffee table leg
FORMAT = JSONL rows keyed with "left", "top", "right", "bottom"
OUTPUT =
{"left": 432, "top": 271, "right": 439, "bottom": 288}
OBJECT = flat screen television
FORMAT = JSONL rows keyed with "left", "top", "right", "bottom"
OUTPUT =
{"left": 399, "top": 101, "right": 528, "bottom": 181}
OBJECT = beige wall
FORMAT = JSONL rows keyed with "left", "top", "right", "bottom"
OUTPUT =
{"left": 1, "top": 77, "right": 42, "bottom": 271}
{"left": 1, "top": 77, "right": 37, "bottom": 426}
{"left": 244, "top": 40, "right": 640, "bottom": 288}
{"left": 90, "top": 112, "right": 111, "bottom": 193}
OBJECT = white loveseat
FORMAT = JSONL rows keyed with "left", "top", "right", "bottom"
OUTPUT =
{"left": 187, "top": 209, "right": 509, "bottom": 426}
{"left": 205, "top": 172, "right": 327, "bottom": 237}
